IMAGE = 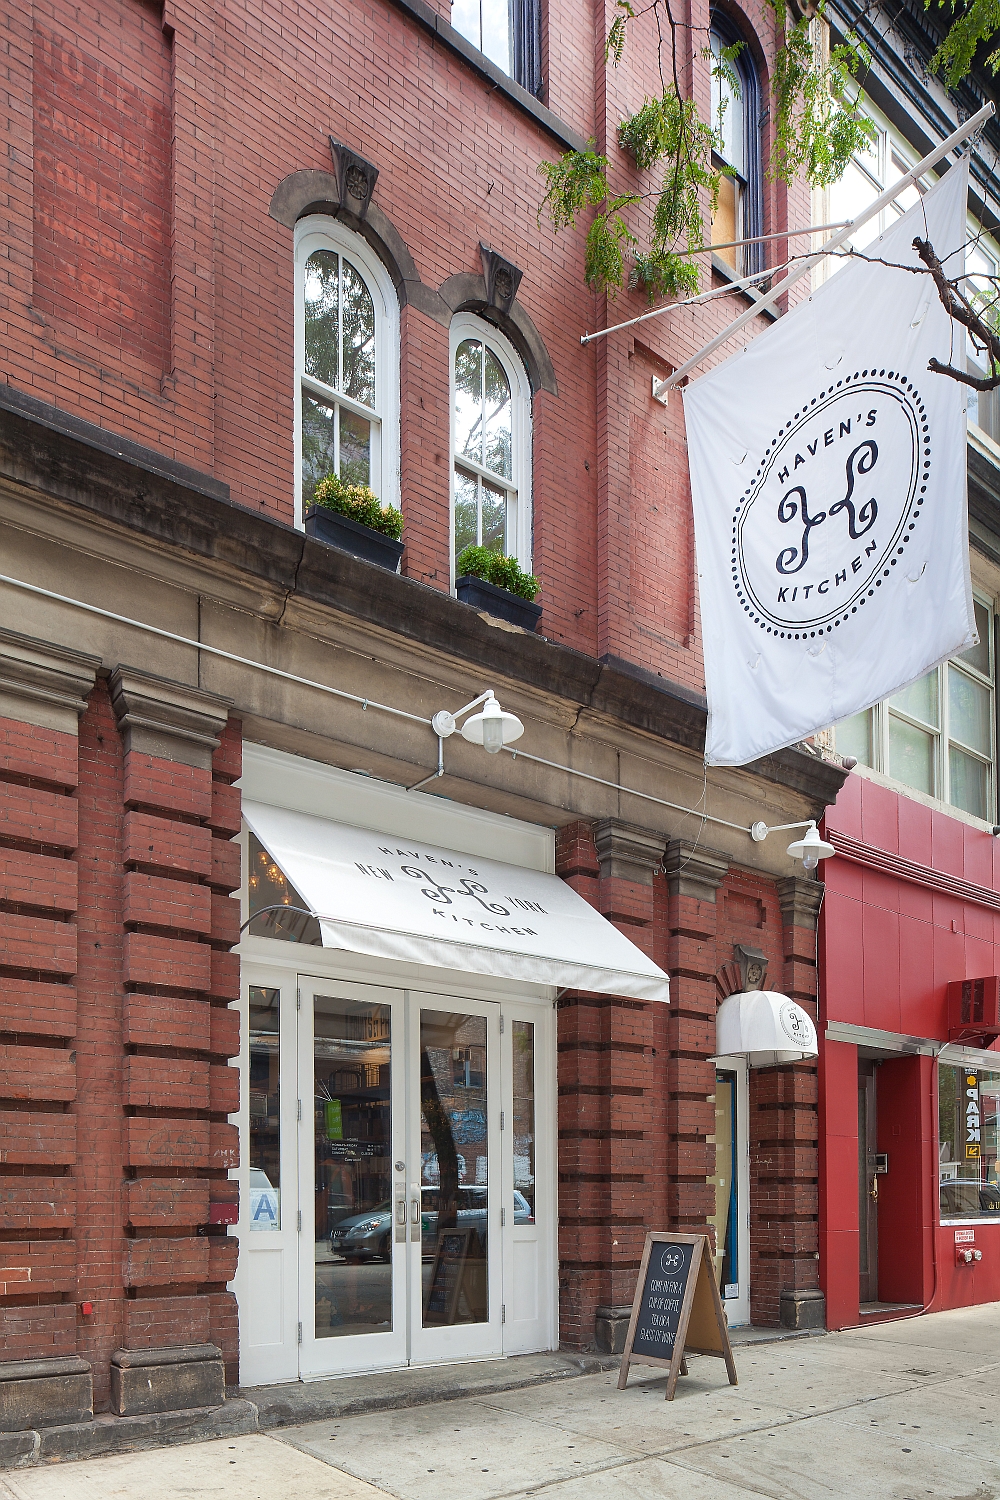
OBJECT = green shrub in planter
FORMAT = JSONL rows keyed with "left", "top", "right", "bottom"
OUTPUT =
{"left": 456, "top": 545, "right": 540, "bottom": 601}
{"left": 313, "top": 474, "right": 403, "bottom": 541}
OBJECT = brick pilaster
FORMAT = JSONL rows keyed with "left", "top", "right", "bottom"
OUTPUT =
{"left": 0, "top": 631, "right": 99, "bottom": 1367}
{"left": 663, "top": 842, "right": 728, "bottom": 1239}
{"left": 109, "top": 667, "right": 241, "bottom": 1386}
{"left": 747, "top": 875, "right": 824, "bottom": 1326}
{"left": 555, "top": 820, "right": 664, "bottom": 1350}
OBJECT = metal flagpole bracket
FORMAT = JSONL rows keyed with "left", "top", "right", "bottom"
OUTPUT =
{"left": 653, "top": 99, "right": 995, "bottom": 399}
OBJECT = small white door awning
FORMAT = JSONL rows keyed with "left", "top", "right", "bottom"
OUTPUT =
{"left": 243, "top": 802, "right": 670, "bottom": 1004}
{"left": 716, "top": 990, "right": 818, "bottom": 1066}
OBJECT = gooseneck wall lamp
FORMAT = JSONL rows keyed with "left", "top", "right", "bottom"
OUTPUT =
{"left": 750, "top": 819, "right": 836, "bottom": 871}
{"left": 408, "top": 691, "right": 525, "bottom": 791}
{"left": 431, "top": 691, "right": 524, "bottom": 755}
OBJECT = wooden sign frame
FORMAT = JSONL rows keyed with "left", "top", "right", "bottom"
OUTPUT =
{"left": 618, "top": 1232, "right": 738, "bottom": 1401}
{"left": 423, "top": 1226, "right": 473, "bottom": 1326}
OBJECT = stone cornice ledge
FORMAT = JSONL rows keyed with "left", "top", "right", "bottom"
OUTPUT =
{"left": 0, "top": 392, "right": 848, "bottom": 810}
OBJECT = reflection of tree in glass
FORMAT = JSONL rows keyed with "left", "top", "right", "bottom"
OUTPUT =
{"left": 481, "top": 483, "right": 506, "bottom": 553}
{"left": 454, "top": 340, "right": 511, "bottom": 479}
{"left": 483, "top": 349, "right": 512, "bottom": 479}
{"left": 455, "top": 340, "right": 483, "bottom": 461}
{"left": 304, "top": 251, "right": 340, "bottom": 387}
{"left": 342, "top": 263, "right": 375, "bottom": 407}
{"left": 454, "top": 471, "right": 478, "bottom": 558}
{"left": 301, "top": 395, "right": 337, "bottom": 508}
{"left": 421, "top": 1048, "right": 460, "bottom": 1231}
{"left": 339, "top": 409, "right": 371, "bottom": 488}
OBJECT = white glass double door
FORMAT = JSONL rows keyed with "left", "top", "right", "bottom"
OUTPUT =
{"left": 237, "top": 968, "right": 550, "bottom": 1386}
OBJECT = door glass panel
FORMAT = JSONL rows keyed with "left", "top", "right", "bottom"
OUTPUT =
{"left": 419, "top": 1010, "right": 489, "bottom": 1326}
{"left": 710, "top": 1073, "right": 737, "bottom": 1293}
{"left": 314, "top": 995, "right": 392, "bottom": 1338}
{"left": 248, "top": 986, "right": 281, "bottom": 1230}
{"left": 512, "top": 1021, "right": 536, "bottom": 1222}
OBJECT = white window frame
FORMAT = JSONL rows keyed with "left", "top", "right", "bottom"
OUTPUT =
{"left": 449, "top": 313, "right": 533, "bottom": 590}
{"left": 833, "top": 590, "right": 997, "bottom": 822}
{"left": 293, "top": 216, "right": 401, "bottom": 528}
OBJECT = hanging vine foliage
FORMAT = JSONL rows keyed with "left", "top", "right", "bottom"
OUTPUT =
{"left": 538, "top": 0, "right": 876, "bottom": 299}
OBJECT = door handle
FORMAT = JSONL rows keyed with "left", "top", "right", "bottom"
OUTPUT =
{"left": 396, "top": 1199, "right": 407, "bottom": 1226}
{"left": 870, "top": 1175, "right": 878, "bottom": 1202}
{"left": 410, "top": 1194, "right": 421, "bottom": 1242}
{"left": 394, "top": 1193, "right": 407, "bottom": 1243}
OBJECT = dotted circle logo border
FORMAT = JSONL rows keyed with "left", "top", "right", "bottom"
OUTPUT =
{"left": 729, "top": 370, "right": 929, "bottom": 640}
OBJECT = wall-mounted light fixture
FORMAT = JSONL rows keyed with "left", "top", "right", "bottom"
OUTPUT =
{"left": 431, "top": 691, "right": 524, "bottom": 755}
{"left": 750, "top": 819, "right": 835, "bottom": 871}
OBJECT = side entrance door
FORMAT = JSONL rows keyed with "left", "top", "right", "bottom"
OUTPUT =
{"left": 858, "top": 1059, "right": 879, "bottom": 1304}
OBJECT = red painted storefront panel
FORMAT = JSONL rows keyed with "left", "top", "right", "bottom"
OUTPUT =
{"left": 820, "top": 775, "right": 1000, "bottom": 1322}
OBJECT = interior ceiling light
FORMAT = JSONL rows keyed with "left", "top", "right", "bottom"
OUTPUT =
{"left": 431, "top": 691, "right": 524, "bottom": 755}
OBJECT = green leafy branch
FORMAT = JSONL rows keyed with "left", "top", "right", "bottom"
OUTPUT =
{"left": 925, "top": 0, "right": 1000, "bottom": 83}
{"left": 539, "top": 0, "right": 875, "bottom": 300}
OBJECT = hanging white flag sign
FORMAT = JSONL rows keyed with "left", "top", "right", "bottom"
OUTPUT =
{"left": 684, "top": 160, "right": 975, "bottom": 767}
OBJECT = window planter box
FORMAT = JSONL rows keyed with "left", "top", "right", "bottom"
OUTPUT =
{"left": 304, "top": 506, "right": 405, "bottom": 572}
{"left": 456, "top": 574, "right": 542, "bottom": 632}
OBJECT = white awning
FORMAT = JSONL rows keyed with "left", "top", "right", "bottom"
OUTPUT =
{"left": 243, "top": 802, "right": 670, "bottom": 1004}
{"left": 716, "top": 990, "right": 817, "bottom": 1066}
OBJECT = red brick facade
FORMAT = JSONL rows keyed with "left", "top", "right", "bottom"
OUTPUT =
{"left": 0, "top": 672, "right": 242, "bottom": 1405}
{"left": 1, "top": 0, "right": 837, "bottom": 1407}
{"left": 554, "top": 822, "right": 823, "bottom": 1343}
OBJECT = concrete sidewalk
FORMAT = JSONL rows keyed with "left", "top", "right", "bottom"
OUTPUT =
{"left": 2, "top": 1305, "right": 999, "bottom": 1499}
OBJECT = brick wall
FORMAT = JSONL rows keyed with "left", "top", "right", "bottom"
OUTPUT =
{"left": 0, "top": 712, "right": 82, "bottom": 1363}
{"left": 0, "top": 679, "right": 242, "bottom": 1404}
{"left": 8, "top": 0, "right": 810, "bottom": 688}
{"left": 555, "top": 822, "right": 824, "bottom": 1346}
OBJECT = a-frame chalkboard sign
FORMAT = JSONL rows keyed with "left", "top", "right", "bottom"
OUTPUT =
{"left": 618, "top": 1232, "right": 738, "bottom": 1400}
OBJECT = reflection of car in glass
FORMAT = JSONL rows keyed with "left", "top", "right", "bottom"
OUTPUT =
{"left": 939, "top": 1179, "right": 1000, "bottom": 1216}
{"left": 420, "top": 1187, "right": 532, "bottom": 1253}
{"left": 330, "top": 1201, "right": 392, "bottom": 1260}
{"left": 326, "top": 1194, "right": 355, "bottom": 1234}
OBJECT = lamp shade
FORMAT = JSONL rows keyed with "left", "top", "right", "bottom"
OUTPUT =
{"left": 460, "top": 694, "right": 524, "bottom": 754}
{"left": 786, "top": 822, "right": 835, "bottom": 870}
{"left": 716, "top": 990, "right": 818, "bottom": 1066}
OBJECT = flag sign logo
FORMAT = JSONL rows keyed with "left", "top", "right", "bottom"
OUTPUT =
{"left": 684, "top": 160, "right": 974, "bottom": 767}
{"left": 734, "top": 373, "right": 929, "bottom": 638}
{"left": 778, "top": 1000, "right": 816, "bottom": 1050}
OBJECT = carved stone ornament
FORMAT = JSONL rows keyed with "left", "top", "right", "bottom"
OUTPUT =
{"left": 734, "top": 942, "right": 769, "bottom": 993}
{"left": 480, "top": 244, "right": 524, "bottom": 315}
{"left": 329, "top": 139, "right": 379, "bottom": 222}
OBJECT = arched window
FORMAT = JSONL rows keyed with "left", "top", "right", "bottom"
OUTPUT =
{"left": 710, "top": 17, "right": 763, "bottom": 277}
{"left": 294, "top": 218, "right": 400, "bottom": 522}
{"left": 450, "top": 314, "right": 532, "bottom": 583}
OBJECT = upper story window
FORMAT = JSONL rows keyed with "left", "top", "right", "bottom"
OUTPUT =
{"left": 818, "top": 99, "right": 1000, "bottom": 442}
{"left": 451, "top": 0, "right": 541, "bottom": 96}
{"left": 451, "top": 314, "right": 532, "bottom": 582}
{"left": 710, "top": 19, "right": 763, "bottom": 277}
{"left": 835, "top": 594, "right": 997, "bottom": 821}
{"left": 295, "top": 219, "right": 400, "bottom": 521}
